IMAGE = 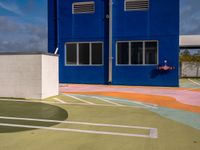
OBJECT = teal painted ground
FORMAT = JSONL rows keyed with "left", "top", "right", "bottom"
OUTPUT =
{"left": 70, "top": 94, "right": 200, "bottom": 130}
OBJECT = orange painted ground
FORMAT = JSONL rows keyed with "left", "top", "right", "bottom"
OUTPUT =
{"left": 190, "top": 89, "right": 200, "bottom": 92}
{"left": 65, "top": 92, "right": 200, "bottom": 114}
{"left": 62, "top": 83, "right": 200, "bottom": 92}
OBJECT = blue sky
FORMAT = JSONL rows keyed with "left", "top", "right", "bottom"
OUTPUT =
{"left": 0, "top": 0, "right": 200, "bottom": 52}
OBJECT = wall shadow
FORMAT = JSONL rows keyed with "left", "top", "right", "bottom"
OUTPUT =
{"left": 0, "top": 101, "right": 68, "bottom": 133}
{"left": 150, "top": 69, "right": 170, "bottom": 79}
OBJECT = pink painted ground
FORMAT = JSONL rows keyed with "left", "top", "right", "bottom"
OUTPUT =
{"left": 60, "top": 84, "right": 200, "bottom": 106}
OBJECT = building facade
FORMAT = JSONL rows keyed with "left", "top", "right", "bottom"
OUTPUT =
{"left": 48, "top": 0, "right": 180, "bottom": 86}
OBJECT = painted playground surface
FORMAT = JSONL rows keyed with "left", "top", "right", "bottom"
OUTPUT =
{"left": 0, "top": 79, "right": 200, "bottom": 150}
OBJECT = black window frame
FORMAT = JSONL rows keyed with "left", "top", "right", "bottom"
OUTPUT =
{"left": 65, "top": 42, "right": 104, "bottom": 66}
{"left": 116, "top": 40, "right": 158, "bottom": 65}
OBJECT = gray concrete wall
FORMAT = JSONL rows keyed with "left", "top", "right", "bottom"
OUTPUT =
{"left": 181, "top": 61, "right": 200, "bottom": 77}
{"left": 0, "top": 54, "right": 58, "bottom": 99}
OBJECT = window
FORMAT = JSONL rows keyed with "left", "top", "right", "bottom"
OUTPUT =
{"left": 117, "top": 41, "right": 158, "bottom": 65}
{"left": 79, "top": 43, "right": 90, "bottom": 65}
{"left": 145, "top": 42, "right": 158, "bottom": 64}
{"left": 125, "top": 0, "right": 149, "bottom": 11}
{"left": 65, "top": 42, "right": 103, "bottom": 66}
{"left": 131, "top": 42, "right": 143, "bottom": 64}
{"left": 66, "top": 44, "right": 77, "bottom": 65}
{"left": 92, "top": 43, "right": 103, "bottom": 64}
{"left": 117, "top": 42, "right": 129, "bottom": 64}
{"left": 72, "top": 1, "right": 95, "bottom": 14}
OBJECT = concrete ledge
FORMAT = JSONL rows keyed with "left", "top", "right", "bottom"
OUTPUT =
{"left": 0, "top": 52, "right": 58, "bottom": 56}
{"left": 0, "top": 54, "right": 58, "bottom": 99}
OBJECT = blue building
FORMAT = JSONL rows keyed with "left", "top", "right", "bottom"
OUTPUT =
{"left": 48, "top": 0, "right": 180, "bottom": 86}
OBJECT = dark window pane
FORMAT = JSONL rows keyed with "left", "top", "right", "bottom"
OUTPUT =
{"left": 131, "top": 42, "right": 143, "bottom": 64}
{"left": 145, "top": 42, "right": 158, "bottom": 64}
{"left": 117, "top": 42, "right": 129, "bottom": 64}
{"left": 79, "top": 43, "right": 90, "bottom": 65}
{"left": 92, "top": 43, "right": 103, "bottom": 64}
{"left": 66, "top": 44, "right": 77, "bottom": 65}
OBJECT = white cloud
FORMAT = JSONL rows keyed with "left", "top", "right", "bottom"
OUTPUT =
{"left": 0, "top": 1, "right": 23, "bottom": 15}
{"left": 180, "top": 0, "right": 200, "bottom": 35}
{"left": 0, "top": 16, "right": 47, "bottom": 52}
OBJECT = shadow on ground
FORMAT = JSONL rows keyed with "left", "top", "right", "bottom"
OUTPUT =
{"left": 0, "top": 101, "right": 68, "bottom": 133}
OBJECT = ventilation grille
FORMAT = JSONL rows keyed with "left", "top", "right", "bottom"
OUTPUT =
{"left": 73, "top": 2, "right": 95, "bottom": 14}
{"left": 125, "top": 0, "right": 149, "bottom": 11}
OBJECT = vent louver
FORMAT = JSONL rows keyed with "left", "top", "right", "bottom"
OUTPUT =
{"left": 125, "top": 0, "right": 149, "bottom": 11}
{"left": 73, "top": 1, "right": 95, "bottom": 14}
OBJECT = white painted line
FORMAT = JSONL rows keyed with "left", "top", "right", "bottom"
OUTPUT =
{"left": 0, "top": 99, "right": 40, "bottom": 103}
{"left": 0, "top": 99, "right": 142, "bottom": 109}
{"left": 0, "top": 116, "right": 155, "bottom": 130}
{"left": 0, "top": 123, "right": 153, "bottom": 138}
{"left": 93, "top": 96, "right": 124, "bottom": 106}
{"left": 50, "top": 101, "right": 143, "bottom": 108}
{"left": 69, "top": 94, "right": 157, "bottom": 109}
{"left": 0, "top": 116, "right": 158, "bottom": 138}
{"left": 0, "top": 95, "right": 157, "bottom": 109}
{"left": 53, "top": 98, "right": 67, "bottom": 104}
{"left": 55, "top": 102, "right": 115, "bottom": 107}
{"left": 104, "top": 97, "right": 157, "bottom": 109}
{"left": 130, "top": 101, "right": 157, "bottom": 109}
{"left": 188, "top": 79, "right": 200, "bottom": 86}
{"left": 149, "top": 128, "right": 158, "bottom": 139}
{"left": 66, "top": 94, "right": 95, "bottom": 105}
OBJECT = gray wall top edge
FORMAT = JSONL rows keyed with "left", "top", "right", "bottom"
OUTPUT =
{"left": 0, "top": 52, "right": 58, "bottom": 56}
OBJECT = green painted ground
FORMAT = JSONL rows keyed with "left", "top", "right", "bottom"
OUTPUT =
{"left": 0, "top": 95, "right": 200, "bottom": 150}
{"left": 0, "top": 101, "right": 68, "bottom": 133}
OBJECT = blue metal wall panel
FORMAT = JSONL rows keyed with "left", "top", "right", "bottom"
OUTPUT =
{"left": 48, "top": 0, "right": 180, "bottom": 86}
{"left": 113, "top": 0, "right": 179, "bottom": 37}
{"left": 57, "top": 0, "right": 109, "bottom": 84}
{"left": 48, "top": 0, "right": 57, "bottom": 53}
{"left": 112, "top": 36, "right": 179, "bottom": 86}
{"left": 112, "top": 0, "right": 179, "bottom": 86}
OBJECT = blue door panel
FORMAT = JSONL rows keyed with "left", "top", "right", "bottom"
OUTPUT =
{"left": 57, "top": 0, "right": 109, "bottom": 84}
{"left": 111, "top": 0, "right": 179, "bottom": 86}
{"left": 112, "top": 36, "right": 179, "bottom": 87}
